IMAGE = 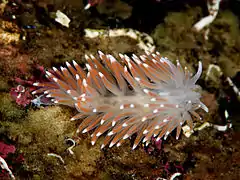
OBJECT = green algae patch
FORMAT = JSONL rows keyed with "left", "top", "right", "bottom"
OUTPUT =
{"left": 0, "top": 77, "right": 10, "bottom": 91}
{"left": 211, "top": 11, "right": 240, "bottom": 65}
{"left": 65, "top": 140, "right": 102, "bottom": 179}
{"left": 0, "top": 93, "right": 26, "bottom": 121}
{"left": 0, "top": 105, "right": 77, "bottom": 179}
{"left": 211, "top": 11, "right": 239, "bottom": 49}
{"left": 24, "top": 106, "right": 74, "bottom": 151}
{"left": 152, "top": 7, "right": 201, "bottom": 52}
{"left": 100, "top": 143, "right": 158, "bottom": 179}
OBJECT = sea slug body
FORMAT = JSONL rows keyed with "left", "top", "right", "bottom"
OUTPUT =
{"left": 32, "top": 51, "right": 208, "bottom": 149}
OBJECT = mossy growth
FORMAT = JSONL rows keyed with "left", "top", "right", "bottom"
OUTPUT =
{"left": 0, "top": 105, "right": 78, "bottom": 179}
{"left": 0, "top": 93, "right": 26, "bottom": 122}
{"left": 65, "top": 139, "right": 102, "bottom": 179}
{"left": 0, "top": 76, "right": 10, "bottom": 91}
{"left": 20, "top": 106, "right": 76, "bottom": 177}
{"left": 211, "top": 11, "right": 239, "bottom": 49}
{"left": 100, "top": 143, "right": 158, "bottom": 179}
{"left": 151, "top": 7, "right": 201, "bottom": 52}
{"left": 218, "top": 55, "right": 240, "bottom": 78}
